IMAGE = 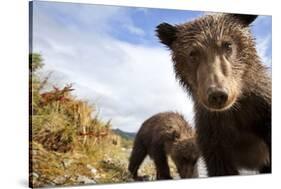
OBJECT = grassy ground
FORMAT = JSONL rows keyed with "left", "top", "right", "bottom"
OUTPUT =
{"left": 30, "top": 134, "right": 182, "bottom": 187}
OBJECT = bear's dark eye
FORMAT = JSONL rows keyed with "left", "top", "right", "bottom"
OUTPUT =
{"left": 222, "top": 41, "right": 233, "bottom": 54}
{"left": 188, "top": 50, "right": 199, "bottom": 62}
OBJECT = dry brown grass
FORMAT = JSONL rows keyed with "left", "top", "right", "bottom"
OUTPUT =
{"left": 30, "top": 54, "right": 180, "bottom": 188}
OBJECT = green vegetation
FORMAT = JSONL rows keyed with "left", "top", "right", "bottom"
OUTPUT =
{"left": 113, "top": 128, "right": 136, "bottom": 140}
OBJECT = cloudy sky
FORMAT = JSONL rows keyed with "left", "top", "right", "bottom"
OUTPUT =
{"left": 32, "top": 1, "right": 272, "bottom": 132}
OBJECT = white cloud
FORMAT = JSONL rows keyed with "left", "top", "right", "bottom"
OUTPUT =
{"left": 256, "top": 35, "right": 272, "bottom": 69}
{"left": 124, "top": 25, "right": 145, "bottom": 36}
{"left": 33, "top": 4, "right": 271, "bottom": 132}
{"left": 33, "top": 4, "right": 194, "bottom": 132}
{"left": 252, "top": 16, "right": 272, "bottom": 69}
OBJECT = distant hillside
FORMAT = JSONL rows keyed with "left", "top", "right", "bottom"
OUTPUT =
{"left": 113, "top": 128, "right": 136, "bottom": 140}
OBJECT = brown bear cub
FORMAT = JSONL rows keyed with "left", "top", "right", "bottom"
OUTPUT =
{"left": 156, "top": 14, "right": 271, "bottom": 176}
{"left": 128, "top": 112, "right": 199, "bottom": 180}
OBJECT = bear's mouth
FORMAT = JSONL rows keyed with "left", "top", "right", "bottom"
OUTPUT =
{"left": 203, "top": 102, "right": 234, "bottom": 112}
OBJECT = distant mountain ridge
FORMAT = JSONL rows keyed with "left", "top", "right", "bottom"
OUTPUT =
{"left": 113, "top": 128, "right": 136, "bottom": 140}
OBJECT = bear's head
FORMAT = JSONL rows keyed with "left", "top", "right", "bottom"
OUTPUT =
{"left": 156, "top": 14, "right": 259, "bottom": 112}
{"left": 171, "top": 138, "right": 199, "bottom": 178}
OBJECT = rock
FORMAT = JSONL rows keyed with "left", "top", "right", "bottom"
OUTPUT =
{"left": 77, "top": 175, "right": 96, "bottom": 184}
{"left": 30, "top": 172, "right": 39, "bottom": 179}
{"left": 90, "top": 168, "right": 97, "bottom": 175}
{"left": 53, "top": 176, "right": 66, "bottom": 184}
{"left": 104, "top": 157, "right": 112, "bottom": 162}
{"left": 45, "top": 182, "right": 56, "bottom": 187}
{"left": 32, "top": 150, "right": 37, "bottom": 156}
{"left": 86, "top": 164, "right": 97, "bottom": 175}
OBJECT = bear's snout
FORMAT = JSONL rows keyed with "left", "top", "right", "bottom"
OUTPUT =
{"left": 207, "top": 87, "right": 228, "bottom": 108}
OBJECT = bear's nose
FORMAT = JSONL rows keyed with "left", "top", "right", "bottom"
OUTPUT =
{"left": 207, "top": 87, "right": 228, "bottom": 107}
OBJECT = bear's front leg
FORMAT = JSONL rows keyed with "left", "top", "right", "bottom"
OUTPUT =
{"left": 204, "top": 149, "right": 239, "bottom": 176}
{"left": 151, "top": 146, "right": 172, "bottom": 180}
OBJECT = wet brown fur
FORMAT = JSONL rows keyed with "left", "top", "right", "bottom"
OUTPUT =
{"left": 128, "top": 112, "right": 199, "bottom": 180}
{"left": 156, "top": 14, "right": 271, "bottom": 176}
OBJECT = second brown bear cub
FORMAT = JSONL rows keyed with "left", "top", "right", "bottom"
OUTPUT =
{"left": 128, "top": 112, "right": 199, "bottom": 180}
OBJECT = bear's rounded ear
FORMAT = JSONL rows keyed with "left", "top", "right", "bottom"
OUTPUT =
{"left": 156, "top": 22, "right": 178, "bottom": 48}
{"left": 230, "top": 14, "right": 258, "bottom": 26}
